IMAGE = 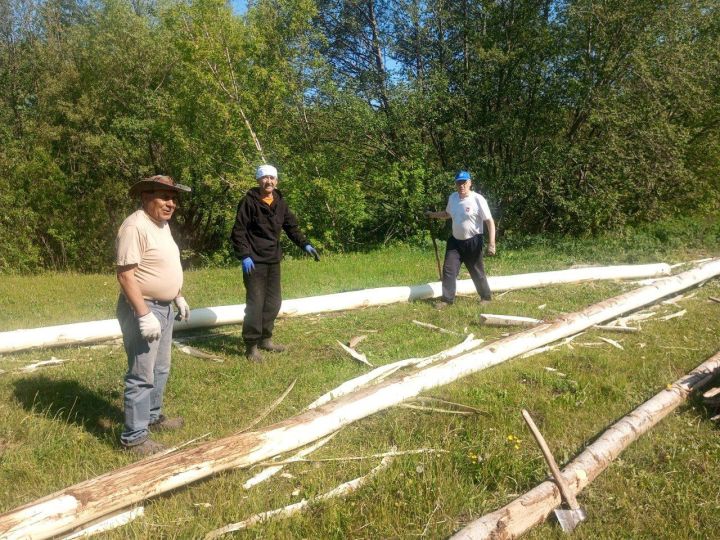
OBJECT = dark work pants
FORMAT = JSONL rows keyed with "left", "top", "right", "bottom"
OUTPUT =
{"left": 441, "top": 234, "right": 492, "bottom": 303}
{"left": 243, "top": 262, "right": 282, "bottom": 346}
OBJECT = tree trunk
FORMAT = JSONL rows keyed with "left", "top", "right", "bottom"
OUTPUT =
{"left": 451, "top": 350, "right": 720, "bottom": 540}
{"left": 0, "top": 264, "right": 672, "bottom": 353}
{"left": 0, "top": 260, "right": 716, "bottom": 539}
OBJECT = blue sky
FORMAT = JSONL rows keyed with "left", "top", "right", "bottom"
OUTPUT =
{"left": 230, "top": 0, "right": 247, "bottom": 14}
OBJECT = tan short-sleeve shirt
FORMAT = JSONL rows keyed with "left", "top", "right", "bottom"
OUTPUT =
{"left": 116, "top": 210, "right": 183, "bottom": 301}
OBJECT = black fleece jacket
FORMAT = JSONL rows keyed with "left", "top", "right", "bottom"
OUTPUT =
{"left": 230, "top": 187, "right": 309, "bottom": 264}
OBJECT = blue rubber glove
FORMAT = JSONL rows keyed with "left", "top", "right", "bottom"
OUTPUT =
{"left": 242, "top": 257, "right": 255, "bottom": 274}
{"left": 304, "top": 244, "right": 320, "bottom": 262}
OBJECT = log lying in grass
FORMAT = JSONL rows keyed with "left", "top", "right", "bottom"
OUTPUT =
{"left": 0, "top": 260, "right": 714, "bottom": 540}
{"left": 0, "top": 264, "right": 672, "bottom": 354}
{"left": 450, "top": 349, "right": 720, "bottom": 540}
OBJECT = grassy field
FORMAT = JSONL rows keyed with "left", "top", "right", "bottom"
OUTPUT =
{"left": 1, "top": 240, "right": 720, "bottom": 539}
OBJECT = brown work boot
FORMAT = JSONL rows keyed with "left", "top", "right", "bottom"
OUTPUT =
{"left": 149, "top": 415, "right": 185, "bottom": 432}
{"left": 123, "top": 438, "right": 166, "bottom": 456}
{"left": 259, "top": 339, "right": 286, "bottom": 353}
{"left": 245, "top": 344, "right": 263, "bottom": 362}
{"left": 433, "top": 300, "right": 451, "bottom": 310}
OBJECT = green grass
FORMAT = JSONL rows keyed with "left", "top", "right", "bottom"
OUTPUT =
{"left": 1, "top": 240, "right": 720, "bottom": 539}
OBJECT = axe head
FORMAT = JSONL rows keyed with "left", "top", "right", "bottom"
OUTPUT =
{"left": 554, "top": 507, "right": 587, "bottom": 533}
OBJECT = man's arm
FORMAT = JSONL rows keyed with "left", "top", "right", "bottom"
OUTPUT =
{"left": 484, "top": 218, "right": 496, "bottom": 255}
{"left": 281, "top": 205, "right": 309, "bottom": 250}
{"left": 116, "top": 264, "right": 149, "bottom": 316}
{"left": 230, "top": 198, "right": 253, "bottom": 260}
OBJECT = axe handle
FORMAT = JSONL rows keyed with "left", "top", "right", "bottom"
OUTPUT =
{"left": 427, "top": 217, "right": 442, "bottom": 280}
{"left": 522, "top": 409, "right": 580, "bottom": 510}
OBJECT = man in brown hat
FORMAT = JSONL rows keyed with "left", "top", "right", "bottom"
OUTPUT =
{"left": 115, "top": 175, "right": 191, "bottom": 455}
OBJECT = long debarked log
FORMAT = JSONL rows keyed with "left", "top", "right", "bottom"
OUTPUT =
{"left": 0, "top": 264, "right": 671, "bottom": 353}
{"left": 0, "top": 260, "right": 714, "bottom": 539}
{"left": 450, "top": 350, "right": 720, "bottom": 540}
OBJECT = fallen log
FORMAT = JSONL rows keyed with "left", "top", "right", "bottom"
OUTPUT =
{"left": 450, "top": 349, "right": 720, "bottom": 540}
{"left": 0, "top": 264, "right": 672, "bottom": 354}
{"left": 0, "top": 260, "right": 715, "bottom": 540}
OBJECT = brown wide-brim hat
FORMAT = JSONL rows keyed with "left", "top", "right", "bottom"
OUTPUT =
{"left": 129, "top": 175, "right": 192, "bottom": 197}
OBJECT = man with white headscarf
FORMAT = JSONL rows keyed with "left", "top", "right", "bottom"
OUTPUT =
{"left": 231, "top": 164, "right": 320, "bottom": 362}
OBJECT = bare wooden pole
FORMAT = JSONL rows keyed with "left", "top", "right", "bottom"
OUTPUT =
{"left": 0, "top": 264, "right": 673, "bottom": 354}
{"left": 1, "top": 260, "right": 718, "bottom": 540}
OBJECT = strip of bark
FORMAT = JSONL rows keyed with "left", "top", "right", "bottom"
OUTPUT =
{"left": 207, "top": 455, "right": 395, "bottom": 538}
{"left": 238, "top": 380, "right": 297, "bottom": 433}
{"left": 242, "top": 433, "right": 339, "bottom": 490}
{"left": 307, "top": 335, "right": 483, "bottom": 409}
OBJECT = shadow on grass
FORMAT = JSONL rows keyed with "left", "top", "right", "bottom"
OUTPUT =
{"left": 12, "top": 376, "right": 122, "bottom": 439}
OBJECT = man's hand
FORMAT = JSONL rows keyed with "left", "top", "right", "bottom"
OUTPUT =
{"left": 174, "top": 296, "right": 190, "bottom": 321}
{"left": 138, "top": 312, "right": 162, "bottom": 342}
{"left": 242, "top": 257, "right": 255, "bottom": 274}
{"left": 305, "top": 244, "right": 320, "bottom": 262}
{"left": 487, "top": 243, "right": 496, "bottom": 256}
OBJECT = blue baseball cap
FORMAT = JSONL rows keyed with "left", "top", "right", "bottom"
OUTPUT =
{"left": 455, "top": 170, "right": 471, "bottom": 182}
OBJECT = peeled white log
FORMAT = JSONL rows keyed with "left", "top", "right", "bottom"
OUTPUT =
{"left": 451, "top": 349, "right": 720, "bottom": 540}
{"left": 0, "top": 264, "right": 672, "bottom": 354}
{"left": 0, "top": 260, "right": 713, "bottom": 540}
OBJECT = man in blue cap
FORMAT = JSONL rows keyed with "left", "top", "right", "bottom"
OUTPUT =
{"left": 425, "top": 170, "right": 496, "bottom": 308}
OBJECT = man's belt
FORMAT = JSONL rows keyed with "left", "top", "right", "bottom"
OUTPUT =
{"left": 147, "top": 299, "right": 173, "bottom": 307}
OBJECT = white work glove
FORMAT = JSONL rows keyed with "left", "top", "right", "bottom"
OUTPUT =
{"left": 174, "top": 296, "right": 190, "bottom": 321}
{"left": 137, "top": 312, "right": 162, "bottom": 342}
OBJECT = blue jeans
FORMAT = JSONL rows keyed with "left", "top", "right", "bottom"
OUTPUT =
{"left": 117, "top": 295, "right": 174, "bottom": 447}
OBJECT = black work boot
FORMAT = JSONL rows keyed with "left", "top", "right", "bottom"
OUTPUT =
{"left": 258, "top": 339, "right": 286, "bottom": 353}
{"left": 245, "top": 344, "right": 263, "bottom": 362}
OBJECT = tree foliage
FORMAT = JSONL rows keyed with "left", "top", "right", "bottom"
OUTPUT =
{"left": 0, "top": 0, "right": 718, "bottom": 272}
